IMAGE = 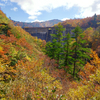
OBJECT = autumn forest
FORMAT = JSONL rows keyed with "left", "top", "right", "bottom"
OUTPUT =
{"left": 0, "top": 10, "right": 100, "bottom": 100}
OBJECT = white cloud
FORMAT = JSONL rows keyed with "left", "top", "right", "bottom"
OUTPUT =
{"left": 31, "top": 19, "right": 44, "bottom": 22}
{"left": 0, "top": 3, "right": 5, "bottom": 6}
{"left": 11, "top": 7, "right": 18, "bottom": 11}
{"left": 61, "top": 18, "right": 69, "bottom": 21}
{"left": 10, "top": 0, "right": 100, "bottom": 19}
{"left": 25, "top": 19, "right": 44, "bottom": 23}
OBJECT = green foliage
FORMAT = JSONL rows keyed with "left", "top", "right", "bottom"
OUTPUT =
{"left": 0, "top": 25, "right": 9, "bottom": 35}
{"left": 63, "top": 32, "right": 73, "bottom": 67}
{"left": 45, "top": 23, "right": 65, "bottom": 65}
{"left": 71, "top": 26, "right": 90, "bottom": 77}
{"left": 45, "top": 26, "right": 90, "bottom": 78}
{"left": 10, "top": 58, "right": 18, "bottom": 66}
{"left": 45, "top": 41, "right": 56, "bottom": 59}
{"left": 66, "top": 51, "right": 100, "bottom": 100}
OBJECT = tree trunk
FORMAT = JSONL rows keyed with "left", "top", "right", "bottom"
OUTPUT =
{"left": 73, "top": 60, "right": 76, "bottom": 77}
{"left": 73, "top": 37, "right": 77, "bottom": 77}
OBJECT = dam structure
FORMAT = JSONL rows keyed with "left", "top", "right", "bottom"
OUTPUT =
{"left": 23, "top": 27, "right": 87, "bottom": 42}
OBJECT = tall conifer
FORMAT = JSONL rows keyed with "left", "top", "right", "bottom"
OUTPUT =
{"left": 72, "top": 26, "right": 90, "bottom": 77}
{"left": 45, "top": 23, "right": 65, "bottom": 65}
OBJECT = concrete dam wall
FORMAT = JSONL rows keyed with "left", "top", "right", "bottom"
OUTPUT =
{"left": 23, "top": 27, "right": 87, "bottom": 42}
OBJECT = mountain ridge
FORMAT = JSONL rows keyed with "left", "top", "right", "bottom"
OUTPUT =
{"left": 12, "top": 14, "right": 100, "bottom": 28}
{"left": 12, "top": 19, "right": 62, "bottom": 28}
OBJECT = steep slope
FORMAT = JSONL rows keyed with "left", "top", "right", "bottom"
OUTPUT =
{"left": 0, "top": 10, "right": 63, "bottom": 100}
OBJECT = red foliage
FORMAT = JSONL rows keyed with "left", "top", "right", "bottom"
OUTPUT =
{"left": 7, "top": 30, "right": 12, "bottom": 36}
{"left": 0, "top": 34, "right": 17, "bottom": 43}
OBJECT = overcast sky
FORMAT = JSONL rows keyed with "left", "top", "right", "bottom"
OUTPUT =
{"left": 0, "top": 0, "right": 100, "bottom": 22}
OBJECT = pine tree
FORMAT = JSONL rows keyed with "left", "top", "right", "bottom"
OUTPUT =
{"left": 63, "top": 32, "right": 73, "bottom": 72}
{"left": 45, "top": 39, "right": 57, "bottom": 59}
{"left": 45, "top": 23, "right": 65, "bottom": 65}
{"left": 72, "top": 26, "right": 90, "bottom": 77}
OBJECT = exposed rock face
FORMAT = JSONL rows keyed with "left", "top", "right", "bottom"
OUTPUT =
{"left": 23, "top": 27, "right": 87, "bottom": 42}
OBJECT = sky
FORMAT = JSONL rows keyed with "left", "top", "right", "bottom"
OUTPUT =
{"left": 0, "top": 0, "right": 100, "bottom": 22}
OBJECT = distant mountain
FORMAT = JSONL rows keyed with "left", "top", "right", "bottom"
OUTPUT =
{"left": 12, "top": 14, "right": 100, "bottom": 28}
{"left": 12, "top": 19, "right": 62, "bottom": 28}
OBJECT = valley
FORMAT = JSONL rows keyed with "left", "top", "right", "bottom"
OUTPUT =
{"left": 0, "top": 10, "right": 100, "bottom": 100}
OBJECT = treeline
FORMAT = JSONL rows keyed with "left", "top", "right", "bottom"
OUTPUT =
{"left": 12, "top": 14, "right": 100, "bottom": 28}
{"left": 45, "top": 23, "right": 91, "bottom": 78}
{"left": 56, "top": 14, "right": 100, "bottom": 28}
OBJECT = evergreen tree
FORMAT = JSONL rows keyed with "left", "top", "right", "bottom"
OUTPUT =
{"left": 63, "top": 32, "right": 73, "bottom": 72}
{"left": 72, "top": 26, "right": 90, "bottom": 77}
{"left": 45, "top": 23, "right": 65, "bottom": 65}
{"left": 45, "top": 25, "right": 90, "bottom": 78}
{"left": 51, "top": 24, "right": 65, "bottom": 65}
{"left": 94, "top": 13, "right": 97, "bottom": 22}
{"left": 45, "top": 41, "right": 56, "bottom": 59}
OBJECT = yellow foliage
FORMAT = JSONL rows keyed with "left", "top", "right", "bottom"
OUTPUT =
{"left": 25, "top": 55, "right": 31, "bottom": 61}
{"left": 0, "top": 65, "right": 6, "bottom": 73}
{"left": 2, "top": 59, "right": 62, "bottom": 99}
{"left": 0, "top": 46, "right": 3, "bottom": 50}
{"left": 0, "top": 10, "right": 63, "bottom": 100}
{"left": 66, "top": 50, "right": 100, "bottom": 100}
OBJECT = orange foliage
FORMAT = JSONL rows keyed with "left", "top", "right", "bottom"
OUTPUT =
{"left": 43, "top": 55, "right": 74, "bottom": 92}
{"left": 79, "top": 50, "right": 100, "bottom": 83}
{"left": 7, "top": 30, "right": 12, "bottom": 36}
{"left": 0, "top": 49, "right": 4, "bottom": 55}
{"left": 16, "top": 38, "right": 33, "bottom": 50}
{"left": 0, "top": 34, "right": 17, "bottom": 43}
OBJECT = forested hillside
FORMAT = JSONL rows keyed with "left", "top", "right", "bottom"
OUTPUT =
{"left": 0, "top": 10, "right": 100, "bottom": 100}
{"left": 55, "top": 14, "right": 100, "bottom": 28}
{"left": 0, "top": 10, "right": 63, "bottom": 99}
{"left": 12, "top": 19, "right": 61, "bottom": 28}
